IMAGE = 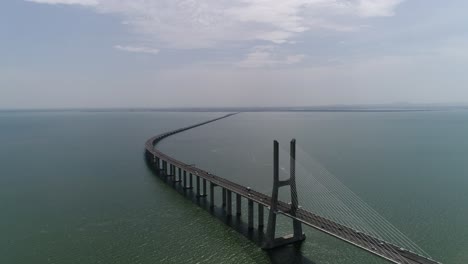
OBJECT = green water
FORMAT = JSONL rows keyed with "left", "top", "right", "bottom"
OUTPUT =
{"left": 1, "top": 111, "right": 467, "bottom": 264}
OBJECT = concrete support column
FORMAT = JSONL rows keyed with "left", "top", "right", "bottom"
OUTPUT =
{"left": 222, "top": 188, "right": 226, "bottom": 207}
{"left": 183, "top": 170, "right": 187, "bottom": 188}
{"left": 290, "top": 139, "right": 303, "bottom": 238}
{"left": 170, "top": 165, "right": 175, "bottom": 186}
{"left": 265, "top": 141, "right": 279, "bottom": 245}
{"left": 248, "top": 200, "right": 254, "bottom": 229}
{"left": 258, "top": 204, "right": 264, "bottom": 228}
{"left": 236, "top": 194, "right": 242, "bottom": 216}
{"left": 202, "top": 179, "right": 207, "bottom": 197}
{"left": 210, "top": 182, "right": 215, "bottom": 209}
{"left": 189, "top": 173, "right": 193, "bottom": 189}
{"left": 178, "top": 168, "right": 182, "bottom": 182}
{"left": 196, "top": 176, "right": 201, "bottom": 196}
{"left": 226, "top": 190, "right": 232, "bottom": 216}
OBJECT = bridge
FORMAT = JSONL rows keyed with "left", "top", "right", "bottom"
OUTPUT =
{"left": 144, "top": 113, "right": 441, "bottom": 264}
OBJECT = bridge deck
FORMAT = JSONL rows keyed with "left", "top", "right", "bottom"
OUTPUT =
{"left": 145, "top": 113, "right": 440, "bottom": 264}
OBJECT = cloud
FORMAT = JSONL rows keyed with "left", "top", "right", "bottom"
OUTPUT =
{"left": 27, "top": 0, "right": 405, "bottom": 49}
{"left": 26, "top": 0, "right": 405, "bottom": 67}
{"left": 237, "top": 46, "right": 305, "bottom": 68}
{"left": 114, "top": 45, "right": 160, "bottom": 55}
{"left": 355, "top": 0, "right": 405, "bottom": 17}
{"left": 26, "top": 0, "right": 98, "bottom": 6}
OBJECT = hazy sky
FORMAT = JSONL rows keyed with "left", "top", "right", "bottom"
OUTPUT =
{"left": 2, "top": 0, "right": 468, "bottom": 108}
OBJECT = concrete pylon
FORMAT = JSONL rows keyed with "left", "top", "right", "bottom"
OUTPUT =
{"left": 263, "top": 139, "right": 305, "bottom": 249}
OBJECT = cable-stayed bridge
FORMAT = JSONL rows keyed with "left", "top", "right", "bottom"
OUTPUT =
{"left": 144, "top": 113, "right": 441, "bottom": 264}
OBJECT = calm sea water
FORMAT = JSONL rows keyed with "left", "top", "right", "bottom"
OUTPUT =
{"left": 1, "top": 111, "right": 467, "bottom": 264}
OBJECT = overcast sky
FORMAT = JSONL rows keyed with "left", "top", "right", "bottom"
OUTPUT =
{"left": 2, "top": 0, "right": 468, "bottom": 109}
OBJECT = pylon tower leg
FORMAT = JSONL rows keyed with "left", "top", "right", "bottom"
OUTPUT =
{"left": 263, "top": 139, "right": 306, "bottom": 249}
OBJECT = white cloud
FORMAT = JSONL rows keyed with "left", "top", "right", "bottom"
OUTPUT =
{"left": 27, "top": 0, "right": 405, "bottom": 67}
{"left": 27, "top": 0, "right": 405, "bottom": 49}
{"left": 355, "top": 0, "right": 405, "bottom": 17}
{"left": 114, "top": 45, "right": 160, "bottom": 55}
{"left": 237, "top": 45, "right": 305, "bottom": 68}
{"left": 26, "top": 0, "right": 98, "bottom": 6}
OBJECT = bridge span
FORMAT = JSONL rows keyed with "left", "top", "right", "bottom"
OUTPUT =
{"left": 144, "top": 113, "right": 440, "bottom": 264}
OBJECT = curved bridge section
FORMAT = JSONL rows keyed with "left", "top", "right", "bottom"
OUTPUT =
{"left": 144, "top": 113, "right": 440, "bottom": 264}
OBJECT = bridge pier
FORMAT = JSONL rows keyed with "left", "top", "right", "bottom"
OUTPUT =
{"left": 196, "top": 176, "right": 201, "bottom": 197}
{"left": 189, "top": 173, "right": 193, "bottom": 189}
{"left": 222, "top": 188, "right": 226, "bottom": 207}
{"left": 248, "top": 199, "right": 254, "bottom": 230}
{"left": 154, "top": 156, "right": 158, "bottom": 169}
{"left": 202, "top": 179, "right": 207, "bottom": 197}
{"left": 258, "top": 204, "right": 264, "bottom": 228}
{"left": 168, "top": 164, "right": 175, "bottom": 178}
{"left": 210, "top": 182, "right": 215, "bottom": 209}
{"left": 226, "top": 190, "right": 232, "bottom": 216}
{"left": 162, "top": 161, "right": 167, "bottom": 176}
{"left": 177, "top": 168, "right": 182, "bottom": 183}
{"left": 236, "top": 194, "right": 242, "bottom": 216}
{"left": 183, "top": 170, "right": 187, "bottom": 188}
{"left": 170, "top": 164, "right": 175, "bottom": 186}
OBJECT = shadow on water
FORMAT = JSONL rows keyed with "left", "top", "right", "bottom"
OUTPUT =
{"left": 144, "top": 158, "right": 316, "bottom": 264}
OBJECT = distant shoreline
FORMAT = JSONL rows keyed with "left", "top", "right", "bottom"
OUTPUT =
{"left": 1, "top": 106, "right": 468, "bottom": 113}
